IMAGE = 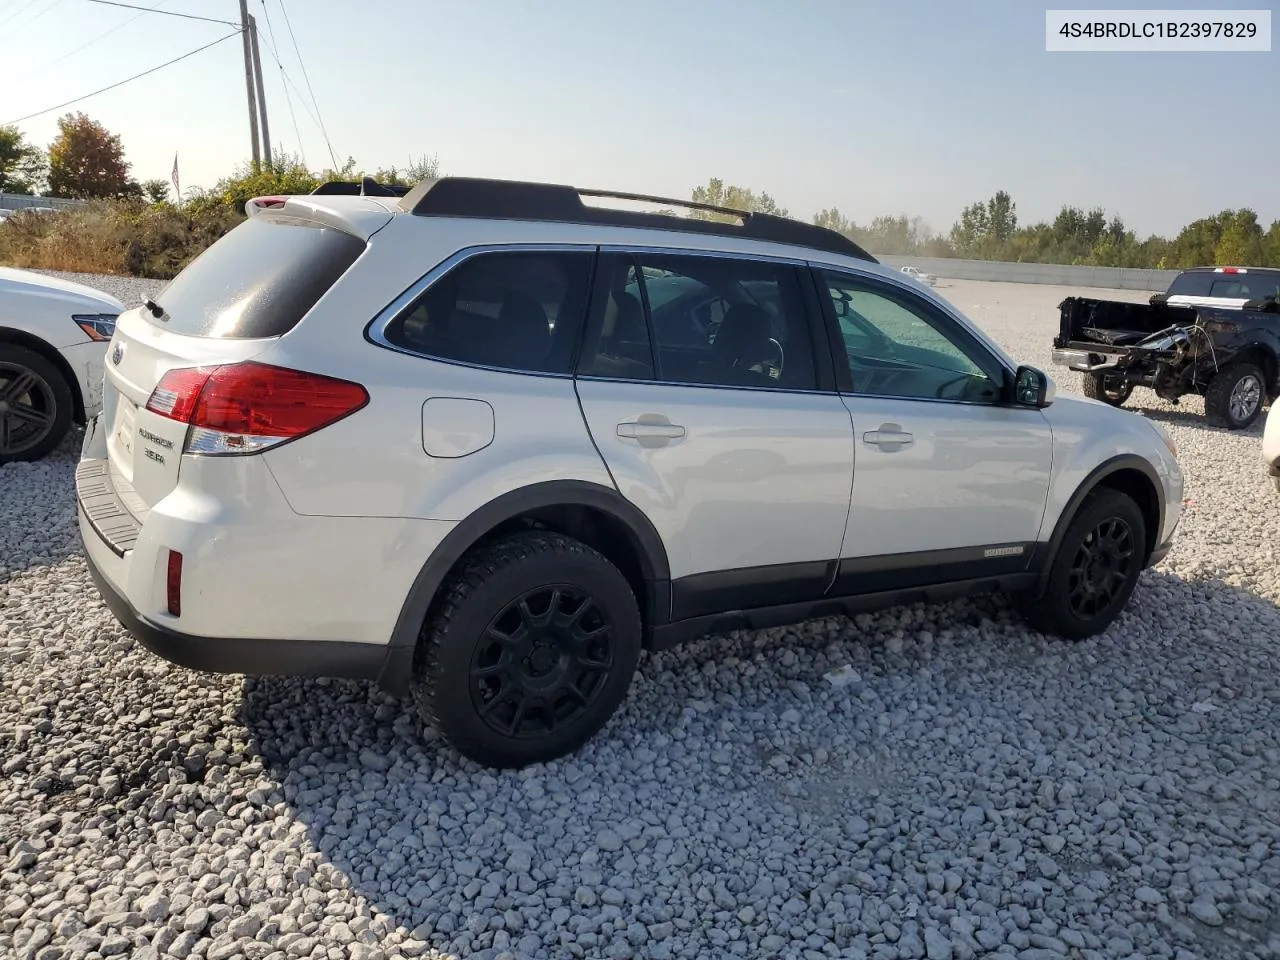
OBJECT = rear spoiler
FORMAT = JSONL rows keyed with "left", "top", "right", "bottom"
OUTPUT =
{"left": 310, "top": 177, "right": 411, "bottom": 198}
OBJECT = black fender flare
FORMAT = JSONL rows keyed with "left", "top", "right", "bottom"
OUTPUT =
{"left": 376, "top": 479, "right": 670, "bottom": 696}
{"left": 1031, "top": 453, "right": 1165, "bottom": 597}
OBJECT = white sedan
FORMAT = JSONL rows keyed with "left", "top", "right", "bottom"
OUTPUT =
{"left": 900, "top": 264, "right": 937, "bottom": 286}
{"left": 0, "top": 267, "right": 122, "bottom": 463}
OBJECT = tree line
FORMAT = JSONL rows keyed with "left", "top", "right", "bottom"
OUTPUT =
{"left": 704, "top": 178, "right": 1280, "bottom": 271}
{"left": 2, "top": 115, "right": 1277, "bottom": 272}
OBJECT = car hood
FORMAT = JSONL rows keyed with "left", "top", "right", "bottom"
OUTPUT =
{"left": 0, "top": 267, "right": 125, "bottom": 313}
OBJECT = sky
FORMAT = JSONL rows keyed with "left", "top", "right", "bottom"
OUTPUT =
{"left": 2, "top": 0, "right": 1277, "bottom": 239}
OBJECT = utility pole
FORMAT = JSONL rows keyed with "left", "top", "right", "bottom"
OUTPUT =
{"left": 248, "top": 15, "right": 272, "bottom": 166}
{"left": 238, "top": 0, "right": 261, "bottom": 168}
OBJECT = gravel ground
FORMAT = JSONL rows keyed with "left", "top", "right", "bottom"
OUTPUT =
{"left": 2, "top": 272, "right": 1279, "bottom": 960}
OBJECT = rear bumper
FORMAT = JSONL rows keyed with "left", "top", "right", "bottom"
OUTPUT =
{"left": 83, "top": 545, "right": 387, "bottom": 682}
{"left": 75, "top": 415, "right": 456, "bottom": 690}
{"left": 1051, "top": 346, "right": 1127, "bottom": 373}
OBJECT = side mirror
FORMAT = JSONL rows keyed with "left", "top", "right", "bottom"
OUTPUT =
{"left": 1014, "top": 365, "right": 1055, "bottom": 408}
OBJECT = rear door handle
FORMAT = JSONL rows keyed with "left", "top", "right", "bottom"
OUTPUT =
{"left": 863, "top": 423, "right": 913, "bottom": 451}
{"left": 617, "top": 421, "right": 686, "bottom": 440}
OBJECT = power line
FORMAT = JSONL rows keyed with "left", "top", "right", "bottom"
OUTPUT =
{"left": 2, "top": 30, "right": 241, "bottom": 125}
{"left": 257, "top": 0, "right": 304, "bottom": 165}
{"left": 31, "top": 0, "right": 172, "bottom": 73}
{"left": 2, "top": 0, "right": 59, "bottom": 33}
{"left": 0, "top": 0, "right": 45, "bottom": 28}
{"left": 277, "top": 0, "right": 337, "bottom": 169}
{"left": 79, "top": 0, "right": 238, "bottom": 26}
{"left": 249, "top": 22, "right": 328, "bottom": 144}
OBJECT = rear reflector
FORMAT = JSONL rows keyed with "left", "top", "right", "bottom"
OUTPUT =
{"left": 167, "top": 550, "right": 183, "bottom": 616}
{"left": 145, "top": 361, "right": 369, "bottom": 455}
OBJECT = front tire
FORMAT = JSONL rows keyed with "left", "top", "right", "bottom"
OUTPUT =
{"left": 1204, "top": 362, "right": 1265, "bottom": 429}
{"left": 1018, "top": 488, "right": 1147, "bottom": 641}
{"left": 412, "top": 531, "right": 642, "bottom": 768}
{"left": 1081, "top": 371, "right": 1133, "bottom": 407}
{"left": 0, "top": 345, "right": 74, "bottom": 464}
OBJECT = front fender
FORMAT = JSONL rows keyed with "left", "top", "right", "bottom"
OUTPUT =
{"left": 1034, "top": 400, "right": 1182, "bottom": 589}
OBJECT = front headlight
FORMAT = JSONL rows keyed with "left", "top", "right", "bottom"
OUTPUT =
{"left": 73, "top": 313, "right": 118, "bottom": 342}
{"left": 1149, "top": 419, "right": 1178, "bottom": 457}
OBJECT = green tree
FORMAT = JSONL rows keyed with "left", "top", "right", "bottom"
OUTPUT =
{"left": 689, "top": 177, "right": 788, "bottom": 222}
{"left": 1265, "top": 221, "right": 1280, "bottom": 268}
{"left": 141, "top": 179, "right": 171, "bottom": 204}
{"left": 1213, "top": 209, "right": 1265, "bottom": 266}
{"left": 813, "top": 206, "right": 853, "bottom": 235}
{"left": 187, "top": 153, "right": 320, "bottom": 216}
{"left": 985, "top": 190, "right": 1017, "bottom": 248}
{"left": 949, "top": 200, "right": 990, "bottom": 257}
{"left": 0, "top": 125, "right": 45, "bottom": 194}
{"left": 46, "top": 113, "right": 141, "bottom": 199}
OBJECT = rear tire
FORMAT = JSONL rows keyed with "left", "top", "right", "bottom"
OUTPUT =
{"left": 1017, "top": 488, "right": 1147, "bottom": 641}
{"left": 0, "top": 344, "right": 74, "bottom": 464}
{"left": 1204, "top": 362, "right": 1265, "bottom": 429}
{"left": 1081, "top": 371, "right": 1132, "bottom": 407}
{"left": 412, "top": 530, "right": 642, "bottom": 769}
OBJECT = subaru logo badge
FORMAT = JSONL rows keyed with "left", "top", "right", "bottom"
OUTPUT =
{"left": 111, "top": 342, "right": 125, "bottom": 365}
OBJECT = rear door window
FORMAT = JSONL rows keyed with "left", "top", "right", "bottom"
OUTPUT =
{"left": 151, "top": 216, "right": 366, "bottom": 338}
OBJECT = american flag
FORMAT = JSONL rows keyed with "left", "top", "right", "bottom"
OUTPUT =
{"left": 171, "top": 153, "right": 180, "bottom": 199}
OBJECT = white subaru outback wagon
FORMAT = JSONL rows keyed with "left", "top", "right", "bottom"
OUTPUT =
{"left": 76, "top": 176, "right": 1183, "bottom": 768}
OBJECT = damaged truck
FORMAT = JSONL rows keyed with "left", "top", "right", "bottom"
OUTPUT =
{"left": 1052, "top": 267, "right": 1280, "bottom": 430}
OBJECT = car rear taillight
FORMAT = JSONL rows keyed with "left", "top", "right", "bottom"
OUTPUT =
{"left": 1216, "top": 266, "right": 1246, "bottom": 274}
{"left": 145, "top": 361, "right": 369, "bottom": 455}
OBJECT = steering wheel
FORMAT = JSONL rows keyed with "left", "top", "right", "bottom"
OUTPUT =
{"left": 765, "top": 337, "right": 785, "bottom": 379}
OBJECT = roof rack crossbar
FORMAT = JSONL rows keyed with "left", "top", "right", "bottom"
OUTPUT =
{"left": 396, "top": 177, "right": 876, "bottom": 263}
{"left": 576, "top": 186, "right": 748, "bottom": 221}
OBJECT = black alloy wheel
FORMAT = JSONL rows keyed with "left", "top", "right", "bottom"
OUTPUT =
{"left": 469, "top": 584, "right": 617, "bottom": 740}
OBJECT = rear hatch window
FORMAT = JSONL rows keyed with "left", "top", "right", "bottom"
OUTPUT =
{"left": 148, "top": 216, "right": 366, "bottom": 339}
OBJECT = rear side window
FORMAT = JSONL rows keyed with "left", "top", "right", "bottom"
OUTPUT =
{"left": 383, "top": 251, "right": 594, "bottom": 375}
{"left": 153, "top": 216, "right": 365, "bottom": 338}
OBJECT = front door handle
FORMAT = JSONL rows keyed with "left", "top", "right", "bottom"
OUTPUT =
{"left": 863, "top": 423, "right": 914, "bottom": 451}
{"left": 617, "top": 421, "right": 686, "bottom": 440}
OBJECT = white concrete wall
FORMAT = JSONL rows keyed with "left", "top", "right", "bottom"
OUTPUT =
{"left": 876, "top": 254, "right": 1178, "bottom": 292}
{"left": 0, "top": 193, "right": 86, "bottom": 212}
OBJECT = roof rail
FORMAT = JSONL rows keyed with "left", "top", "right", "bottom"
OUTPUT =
{"left": 311, "top": 176, "right": 412, "bottom": 198}
{"left": 395, "top": 177, "right": 877, "bottom": 262}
